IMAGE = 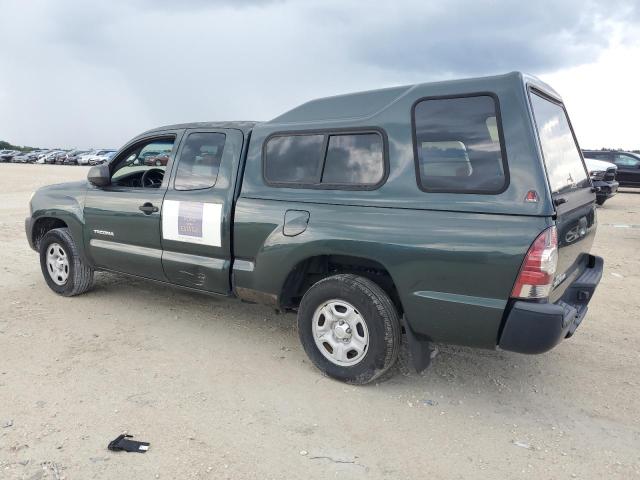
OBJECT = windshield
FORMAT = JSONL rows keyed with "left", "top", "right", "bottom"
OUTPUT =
{"left": 530, "top": 92, "right": 589, "bottom": 194}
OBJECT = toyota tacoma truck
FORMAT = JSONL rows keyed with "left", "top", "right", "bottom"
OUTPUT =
{"left": 26, "top": 72, "right": 603, "bottom": 384}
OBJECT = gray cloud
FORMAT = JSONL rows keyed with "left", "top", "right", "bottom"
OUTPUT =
{"left": 0, "top": 0, "right": 638, "bottom": 148}
{"left": 311, "top": 0, "right": 640, "bottom": 75}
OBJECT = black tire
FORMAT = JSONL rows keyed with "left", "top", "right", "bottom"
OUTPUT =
{"left": 596, "top": 197, "right": 606, "bottom": 206}
{"left": 39, "top": 228, "right": 94, "bottom": 296}
{"left": 297, "top": 274, "right": 401, "bottom": 384}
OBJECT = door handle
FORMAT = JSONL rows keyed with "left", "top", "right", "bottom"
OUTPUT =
{"left": 139, "top": 202, "right": 159, "bottom": 215}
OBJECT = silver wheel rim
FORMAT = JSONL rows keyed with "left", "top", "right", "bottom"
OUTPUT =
{"left": 46, "top": 242, "right": 69, "bottom": 286}
{"left": 312, "top": 299, "right": 369, "bottom": 366}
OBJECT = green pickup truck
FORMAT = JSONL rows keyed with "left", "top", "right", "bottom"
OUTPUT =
{"left": 26, "top": 72, "right": 603, "bottom": 384}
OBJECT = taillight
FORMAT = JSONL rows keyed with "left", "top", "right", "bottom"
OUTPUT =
{"left": 511, "top": 226, "right": 558, "bottom": 299}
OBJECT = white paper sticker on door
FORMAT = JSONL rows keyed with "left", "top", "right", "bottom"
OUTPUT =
{"left": 162, "top": 200, "right": 222, "bottom": 247}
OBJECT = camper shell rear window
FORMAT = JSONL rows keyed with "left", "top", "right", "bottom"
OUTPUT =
{"left": 412, "top": 94, "right": 509, "bottom": 194}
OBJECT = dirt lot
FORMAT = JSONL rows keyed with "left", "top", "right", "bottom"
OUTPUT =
{"left": 0, "top": 163, "right": 639, "bottom": 479}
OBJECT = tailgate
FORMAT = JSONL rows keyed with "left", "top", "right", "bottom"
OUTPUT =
{"left": 529, "top": 89, "right": 597, "bottom": 302}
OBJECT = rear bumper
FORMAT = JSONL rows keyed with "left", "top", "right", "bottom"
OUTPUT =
{"left": 499, "top": 255, "right": 603, "bottom": 354}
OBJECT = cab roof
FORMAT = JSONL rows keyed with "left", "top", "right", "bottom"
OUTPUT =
{"left": 142, "top": 121, "right": 257, "bottom": 136}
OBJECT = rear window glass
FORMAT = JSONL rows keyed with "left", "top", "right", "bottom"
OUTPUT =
{"left": 264, "top": 134, "right": 324, "bottom": 184}
{"left": 413, "top": 95, "right": 507, "bottom": 193}
{"left": 530, "top": 92, "right": 589, "bottom": 194}
{"left": 322, "top": 133, "right": 384, "bottom": 185}
{"left": 174, "top": 132, "right": 226, "bottom": 190}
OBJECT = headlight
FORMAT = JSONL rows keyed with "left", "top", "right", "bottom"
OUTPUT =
{"left": 589, "top": 170, "right": 605, "bottom": 180}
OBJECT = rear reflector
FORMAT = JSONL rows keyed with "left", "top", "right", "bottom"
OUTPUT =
{"left": 511, "top": 226, "right": 558, "bottom": 299}
{"left": 525, "top": 190, "right": 539, "bottom": 203}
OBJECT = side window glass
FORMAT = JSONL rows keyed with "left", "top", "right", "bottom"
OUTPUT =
{"left": 614, "top": 154, "right": 640, "bottom": 167}
{"left": 174, "top": 132, "right": 227, "bottom": 191}
{"left": 264, "top": 134, "right": 324, "bottom": 184}
{"left": 413, "top": 95, "right": 507, "bottom": 193}
{"left": 264, "top": 132, "right": 386, "bottom": 188}
{"left": 322, "top": 133, "right": 384, "bottom": 186}
{"left": 111, "top": 138, "right": 175, "bottom": 188}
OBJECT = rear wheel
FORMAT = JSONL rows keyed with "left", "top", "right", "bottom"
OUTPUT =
{"left": 297, "top": 274, "right": 400, "bottom": 384}
{"left": 39, "top": 228, "right": 94, "bottom": 296}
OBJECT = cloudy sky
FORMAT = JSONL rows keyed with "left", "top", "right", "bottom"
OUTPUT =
{"left": 1, "top": 0, "right": 639, "bottom": 150}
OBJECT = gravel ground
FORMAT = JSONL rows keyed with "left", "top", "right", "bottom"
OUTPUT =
{"left": 1, "top": 163, "right": 639, "bottom": 479}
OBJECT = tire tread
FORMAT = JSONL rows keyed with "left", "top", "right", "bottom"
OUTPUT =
{"left": 298, "top": 273, "right": 401, "bottom": 384}
{"left": 40, "top": 228, "right": 94, "bottom": 296}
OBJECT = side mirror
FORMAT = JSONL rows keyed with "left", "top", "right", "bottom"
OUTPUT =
{"left": 88, "top": 164, "right": 111, "bottom": 187}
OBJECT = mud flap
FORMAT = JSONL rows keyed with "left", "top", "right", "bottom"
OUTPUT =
{"left": 401, "top": 316, "right": 435, "bottom": 373}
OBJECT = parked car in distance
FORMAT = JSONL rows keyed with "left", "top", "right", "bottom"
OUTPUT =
{"left": 26, "top": 72, "right": 603, "bottom": 384}
{"left": 43, "top": 151, "right": 64, "bottom": 164}
{"left": 138, "top": 150, "right": 161, "bottom": 164}
{"left": 35, "top": 151, "right": 51, "bottom": 164}
{"left": 11, "top": 152, "right": 34, "bottom": 163}
{"left": 584, "top": 158, "right": 618, "bottom": 205}
{"left": 583, "top": 150, "right": 640, "bottom": 188}
{"left": 87, "top": 150, "right": 117, "bottom": 166}
{"left": 55, "top": 151, "right": 71, "bottom": 165}
{"left": 63, "top": 149, "right": 90, "bottom": 165}
{"left": 76, "top": 150, "right": 96, "bottom": 166}
{"left": 0, "top": 150, "right": 20, "bottom": 162}
{"left": 144, "top": 152, "right": 170, "bottom": 166}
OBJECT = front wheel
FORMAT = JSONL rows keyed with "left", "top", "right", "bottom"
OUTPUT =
{"left": 39, "top": 228, "right": 94, "bottom": 296}
{"left": 596, "top": 197, "right": 607, "bottom": 206}
{"left": 297, "top": 274, "right": 400, "bottom": 384}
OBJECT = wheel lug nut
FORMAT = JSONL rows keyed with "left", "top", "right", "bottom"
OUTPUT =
{"left": 346, "top": 328, "right": 352, "bottom": 334}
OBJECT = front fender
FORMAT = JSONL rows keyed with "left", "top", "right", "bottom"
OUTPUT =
{"left": 28, "top": 181, "right": 89, "bottom": 262}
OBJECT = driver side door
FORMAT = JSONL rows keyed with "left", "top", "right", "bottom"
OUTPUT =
{"left": 83, "top": 131, "right": 183, "bottom": 280}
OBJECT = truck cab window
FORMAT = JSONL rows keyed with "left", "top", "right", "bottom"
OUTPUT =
{"left": 173, "top": 132, "right": 227, "bottom": 191}
{"left": 111, "top": 138, "right": 175, "bottom": 188}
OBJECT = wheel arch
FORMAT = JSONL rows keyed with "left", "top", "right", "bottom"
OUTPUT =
{"left": 31, "top": 216, "right": 69, "bottom": 250}
{"left": 279, "top": 254, "right": 404, "bottom": 315}
{"left": 29, "top": 211, "right": 89, "bottom": 265}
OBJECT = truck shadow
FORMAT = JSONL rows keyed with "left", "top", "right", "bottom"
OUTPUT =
{"left": 89, "top": 271, "right": 558, "bottom": 398}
